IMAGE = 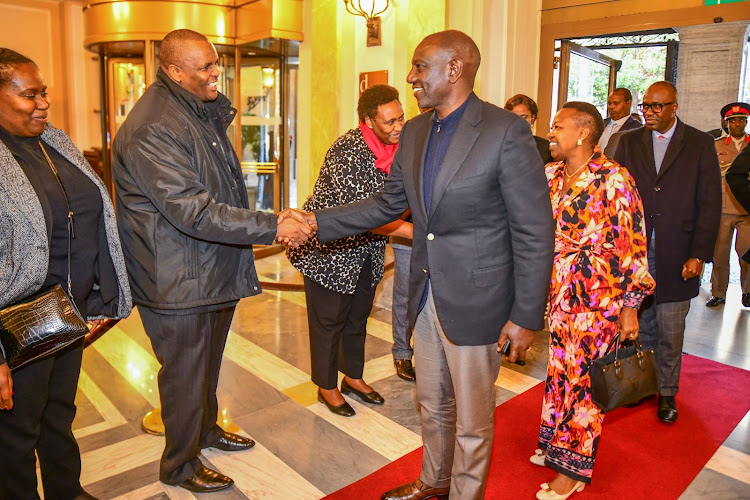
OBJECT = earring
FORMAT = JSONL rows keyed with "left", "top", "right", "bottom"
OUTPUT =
{"left": 577, "top": 138, "right": 583, "bottom": 146}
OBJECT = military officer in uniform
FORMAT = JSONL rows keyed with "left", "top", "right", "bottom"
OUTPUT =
{"left": 706, "top": 102, "right": 750, "bottom": 308}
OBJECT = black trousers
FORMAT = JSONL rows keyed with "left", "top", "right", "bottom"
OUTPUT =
{"left": 303, "top": 256, "right": 376, "bottom": 390}
{"left": 0, "top": 340, "right": 85, "bottom": 500}
{"left": 138, "top": 306, "right": 235, "bottom": 484}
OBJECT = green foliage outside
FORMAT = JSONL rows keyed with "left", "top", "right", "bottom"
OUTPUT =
{"left": 567, "top": 46, "right": 668, "bottom": 117}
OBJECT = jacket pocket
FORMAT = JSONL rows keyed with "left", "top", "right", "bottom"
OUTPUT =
{"left": 471, "top": 263, "right": 508, "bottom": 288}
{"left": 185, "top": 238, "right": 199, "bottom": 280}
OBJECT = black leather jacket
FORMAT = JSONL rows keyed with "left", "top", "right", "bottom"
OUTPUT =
{"left": 113, "top": 69, "right": 277, "bottom": 311}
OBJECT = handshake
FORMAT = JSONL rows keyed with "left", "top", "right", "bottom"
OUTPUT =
{"left": 275, "top": 208, "right": 319, "bottom": 248}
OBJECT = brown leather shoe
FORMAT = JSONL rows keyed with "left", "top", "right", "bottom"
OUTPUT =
{"left": 381, "top": 479, "right": 449, "bottom": 500}
{"left": 177, "top": 466, "right": 234, "bottom": 492}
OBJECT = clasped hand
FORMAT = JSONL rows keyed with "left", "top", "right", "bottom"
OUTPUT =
{"left": 275, "top": 208, "right": 319, "bottom": 248}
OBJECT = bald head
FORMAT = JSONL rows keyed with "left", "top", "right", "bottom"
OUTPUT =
{"left": 420, "top": 30, "right": 481, "bottom": 87}
{"left": 647, "top": 81, "right": 678, "bottom": 102}
{"left": 160, "top": 29, "right": 210, "bottom": 70}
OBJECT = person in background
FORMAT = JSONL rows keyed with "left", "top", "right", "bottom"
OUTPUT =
{"left": 727, "top": 140, "right": 750, "bottom": 268}
{"left": 390, "top": 210, "right": 416, "bottom": 381}
{"left": 113, "top": 29, "right": 312, "bottom": 493}
{"left": 505, "top": 93, "right": 554, "bottom": 164}
{"left": 706, "top": 102, "right": 750, "bottom": 309}
{"left": 532, "top": 101, "right": 654, "bottom": 499}
{"left": 0, "top": 48, "right": 132, "bottom": 499}
{"left": 598, "top": 88, "right": 641, "bottom": 151}
{"left": 287, "top": 84, "right": 413, "bottom": 416}
{"left": 614, "top": 81, "right": 721, "bottom": 424}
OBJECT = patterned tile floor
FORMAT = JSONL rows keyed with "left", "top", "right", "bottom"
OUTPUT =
{"left": 59, "top": 250, "right": 750, "bottom": 499}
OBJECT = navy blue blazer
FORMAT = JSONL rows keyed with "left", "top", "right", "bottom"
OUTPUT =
{"left": 315, "top": 93, "right": 555, "bottom": 345}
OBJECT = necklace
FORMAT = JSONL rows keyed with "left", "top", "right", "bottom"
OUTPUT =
{"left": 563, "top": 151, "right": 596, "bottom": 180}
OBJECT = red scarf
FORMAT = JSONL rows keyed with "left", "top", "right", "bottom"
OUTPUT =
{"left": 359, "top": 121, "right": 398, "bottom": 175}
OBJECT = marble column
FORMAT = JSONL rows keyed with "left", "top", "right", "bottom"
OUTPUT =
{"left": 675, "top": 22, "right": 750, "bottom": 133}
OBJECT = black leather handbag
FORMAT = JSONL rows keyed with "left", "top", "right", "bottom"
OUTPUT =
{"left": 590, "top": 333, "right": 658, "bottom": 412}
{"left": 0, "top": 284, "right": 88, "bottom": 370}
{"left": 0, "top": 142, "right": 89, "bottom": 371}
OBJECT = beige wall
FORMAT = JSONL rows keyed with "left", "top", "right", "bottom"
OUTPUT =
{"left": 0, "top": 0, "right": 100, "bottom": 150}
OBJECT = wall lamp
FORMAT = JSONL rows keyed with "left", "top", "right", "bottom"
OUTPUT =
{"left": 343, "top": 0, "right": 390, "bottom": 47}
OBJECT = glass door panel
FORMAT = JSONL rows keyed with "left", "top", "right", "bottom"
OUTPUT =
{"left": 239, "top": 58, "right": 282, "bottom": 212}
{"left": 558, "top": 41, "right": 619, "bottom": 117}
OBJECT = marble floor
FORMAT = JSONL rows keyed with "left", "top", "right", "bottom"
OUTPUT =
{"left": 57, "top": 249, "right": 750, "bottom": 499}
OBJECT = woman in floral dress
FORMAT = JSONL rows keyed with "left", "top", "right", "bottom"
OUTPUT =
{"left": 533, "top": 101, "right": 655, "bottom": 500}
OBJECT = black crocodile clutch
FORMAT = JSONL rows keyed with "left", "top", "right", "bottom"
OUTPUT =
{"left": 0, "top": 284, "right": 88, "bottom": 370}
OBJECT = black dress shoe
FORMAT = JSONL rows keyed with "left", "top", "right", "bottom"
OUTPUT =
{"left": 211, "top": 431, "right": 255, "bottom": 451}
{"left": 341, "top": 378, "right": 385, "bottom": 405}
{"left": 742, "top": 293, "right": 750, "bottom": 308}
{"left": 657, "top": 395, "right": 678, "bottom": 423}
{"left": 177, "top": 466, "right": 234, "bottom": 492}
{"left": 318, "top": 389, "right": 356, "bottom": 417}
{"left": 381, "top": 479, "right": 449, "bottom": 500}
{"left": 706, "top": 296, "right": 726, "bottom": 307}
{"left": 394, "top": 359, "right": 416, "bottom": 381}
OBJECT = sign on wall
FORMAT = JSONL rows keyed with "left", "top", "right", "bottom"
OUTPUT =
{"left": 359, "top": 71, "right": 389, "bottom": 95}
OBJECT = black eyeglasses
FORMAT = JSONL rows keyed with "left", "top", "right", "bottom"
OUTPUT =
{"left": 637, "top": 102, "right": 675, "bottom": 113}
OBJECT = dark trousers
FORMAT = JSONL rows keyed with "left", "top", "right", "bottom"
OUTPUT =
{"left": 138, "top": 306, "right": 235, "bottom": 484}
{"left": 0, "top": 340, "right": 85, "bottom": 500}
{"left": 304, "top": 256, "right": 376, "bottom": 390}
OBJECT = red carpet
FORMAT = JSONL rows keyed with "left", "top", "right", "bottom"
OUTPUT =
{"left": 324, "top": 355, "right": 750, "bottom": 499}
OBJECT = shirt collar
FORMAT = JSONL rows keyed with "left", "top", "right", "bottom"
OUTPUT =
{"left": 613, "top": 115, "right": 630, "bottom": 127}
{"left": 432, "top": 93, "right": 473, "bottom": 134}
{"left": 651, "top": 118, "right": 678, "bottom": 140}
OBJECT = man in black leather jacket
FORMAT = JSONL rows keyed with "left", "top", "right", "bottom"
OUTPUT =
{"left": 113, "top": 29, "right": 312, "bottom": 493}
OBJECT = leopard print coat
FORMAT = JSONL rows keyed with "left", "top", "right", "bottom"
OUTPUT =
{"left": 287, "top": 128, "right": 387, "bottom": 294}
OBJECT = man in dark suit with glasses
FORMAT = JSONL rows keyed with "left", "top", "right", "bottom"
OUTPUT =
{"left": 614, "top": 81, "right": 721, "bottom": 424}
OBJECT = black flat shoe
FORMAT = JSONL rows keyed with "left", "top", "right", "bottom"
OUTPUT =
{"left": 210, "top": 431, "right": 255, "bottom": 451}
{"left": 341, "top": 378, "right": 385, "bottom": 405}
{"left": 394, "top": 359, "right": 416, "bottom": 381}
{"left": 706, "top": 296, "right": 726, "bottom": 308}
{"left": 657, "top": 395, "right": 678, "bottom": 423}
{"left": 742, "top": 293, "right": 750, "bottom": 308}
{"left": 318, "top": 389, "right": 356, "bottom": 417}
{"left": 176, "top": 466, "right": 234, "bottom": 492}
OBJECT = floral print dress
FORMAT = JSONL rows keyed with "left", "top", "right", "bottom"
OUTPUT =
{"left": 538, "top": 148, "right": 655, "bottom": 482}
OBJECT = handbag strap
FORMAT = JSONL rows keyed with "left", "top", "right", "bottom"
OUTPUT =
{"left": 605, "top": 332, "right": 646, "bottom": 362}
{"left": 38, "top": 141, "right": 75, "bottom": 298}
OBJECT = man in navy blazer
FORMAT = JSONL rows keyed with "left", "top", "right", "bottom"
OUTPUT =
{"left": 282, "top": 30, "right": 554, "bottom": 500}
{"left": 614, "top": 81, "right": 721, "bottom": 423}
{"left": 600, "top": 88, "right": 642, "bottom": 156}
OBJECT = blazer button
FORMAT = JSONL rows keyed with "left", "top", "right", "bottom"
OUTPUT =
{"left": 649, "top": 212, "right": 654, "bottom": 218}
{"left": 422, "top": 268, "right": 427, "bottom": 273}
{"left": 654, "top": 185, "right": 661, "bottom": 192}
{"left": 212, "top": 141, "right": 217, "bottom": 146}
{"left": 427, "top": 233, "right": 435, "bottom": 240}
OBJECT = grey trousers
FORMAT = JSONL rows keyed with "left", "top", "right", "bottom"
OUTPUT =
{"left": 391, "top": 243, "right": 413, "bottom": 361}
{"left": 638, "top": 239, "right": 691, "bottom": 396}
{"left": 413, "top": 286, "right": 500, "bottom": 500}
